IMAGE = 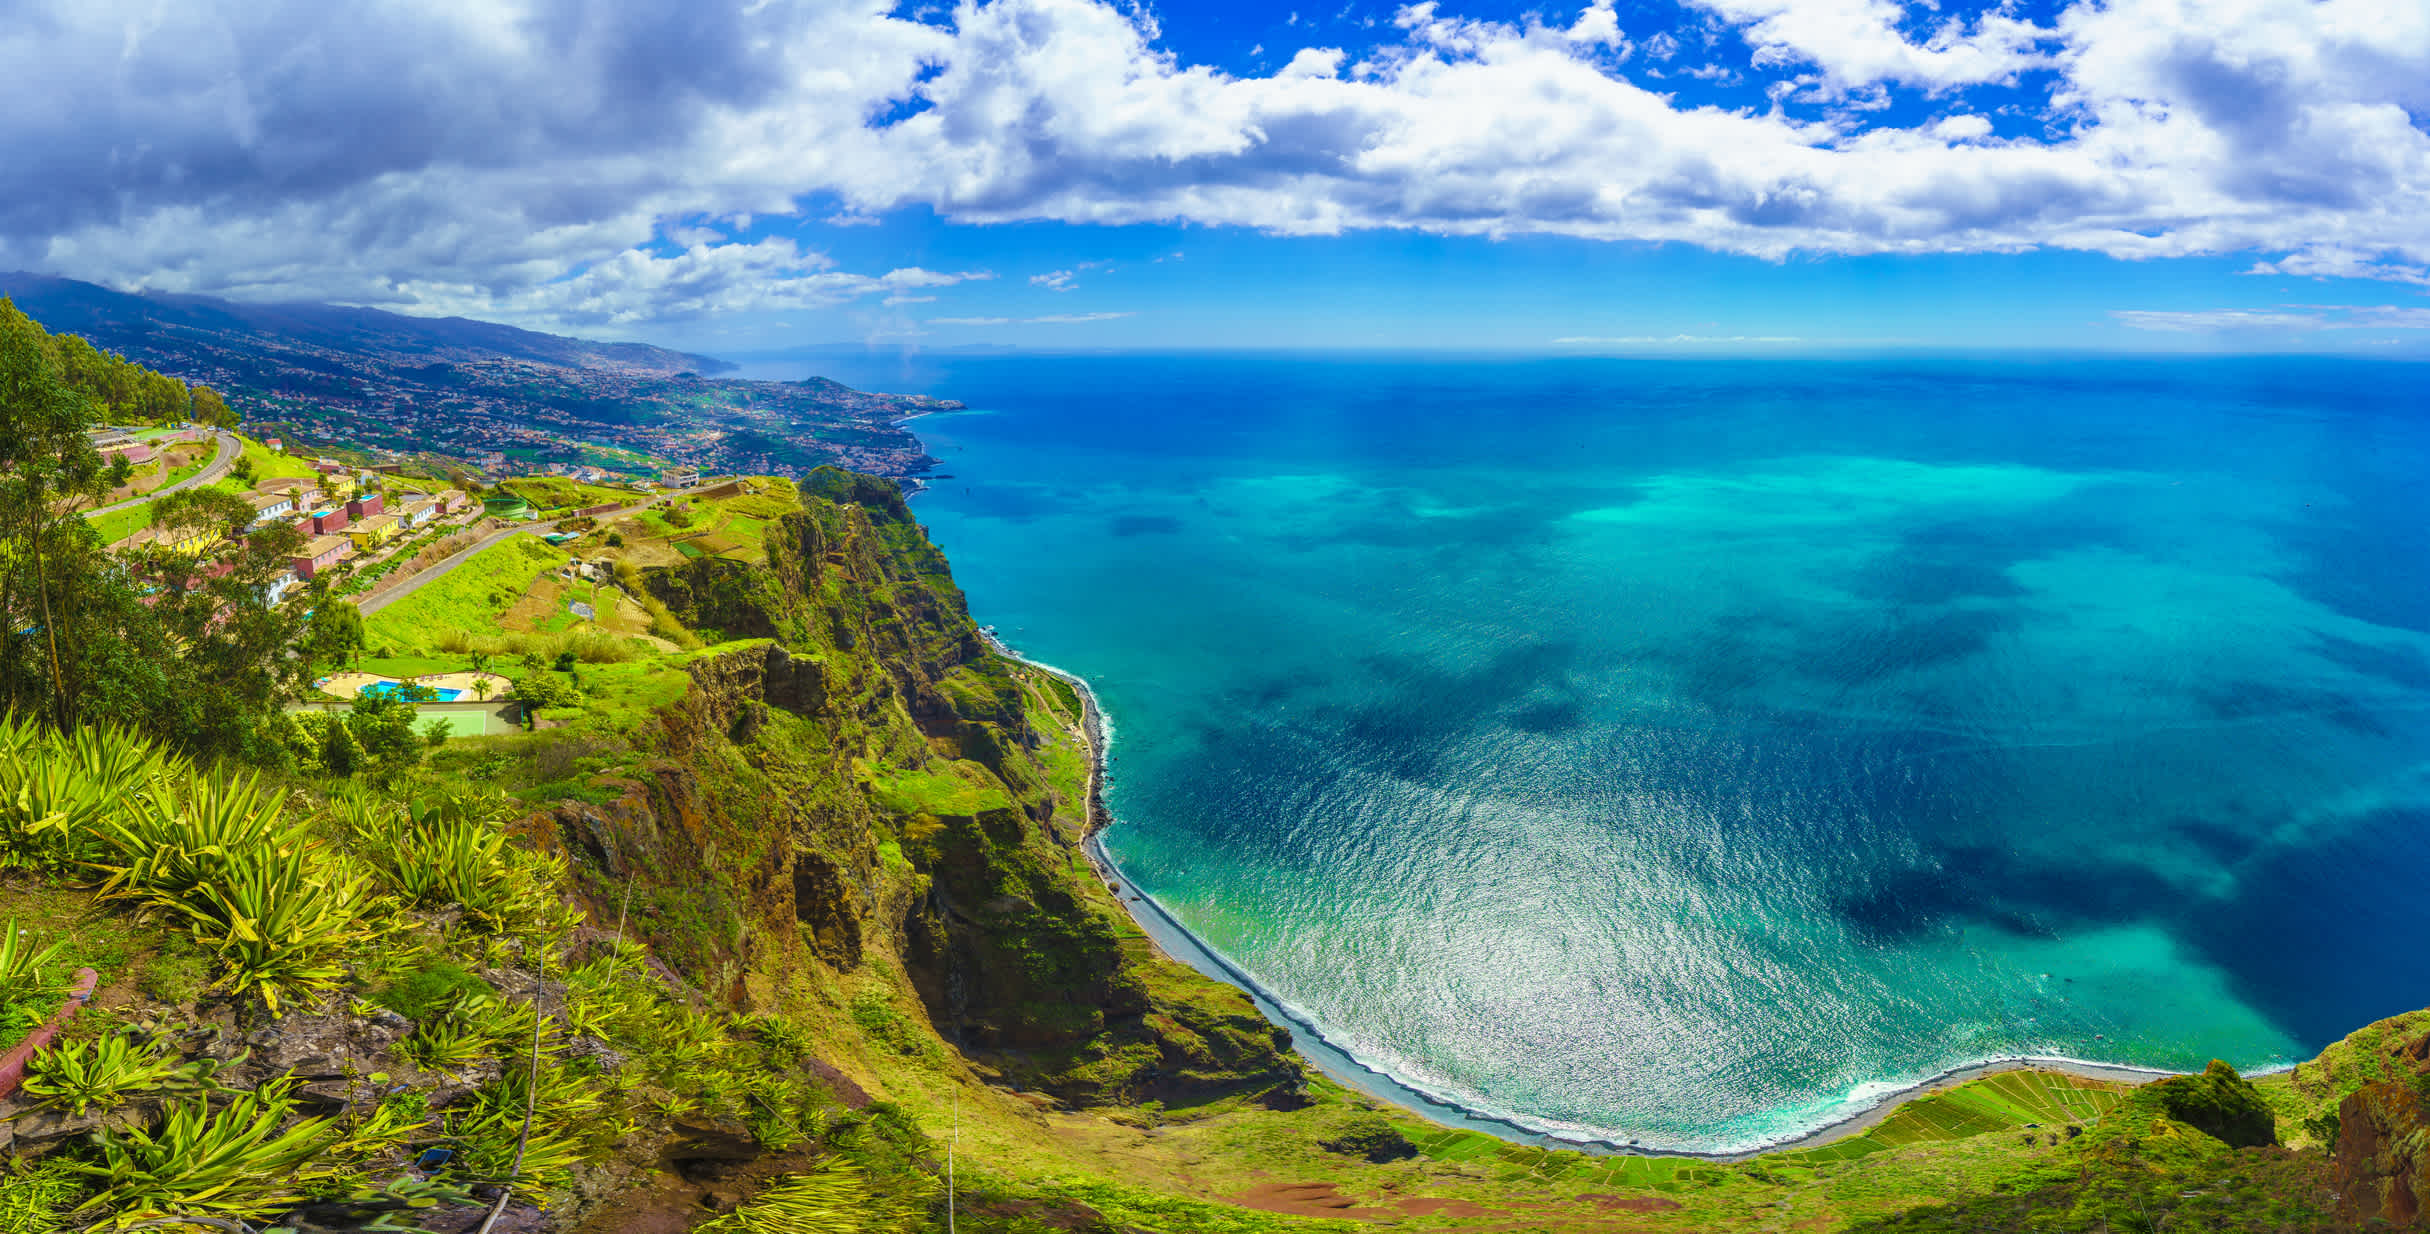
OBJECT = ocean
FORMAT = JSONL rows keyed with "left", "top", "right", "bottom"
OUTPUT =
{"left": 761, "top": 350, "right": 2430, "bottom": 1153}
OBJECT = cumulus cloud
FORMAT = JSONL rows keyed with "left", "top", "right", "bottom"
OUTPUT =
{"left": 0, "top": 0, "right": 2424, "bottom": 324}
{"left": 1685, "top": 0, "right": 2054, "bottom": 95}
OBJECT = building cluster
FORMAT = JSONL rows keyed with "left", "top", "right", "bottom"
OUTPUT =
{"left": 114, "top": 463, "right": 474, "bottom": 608}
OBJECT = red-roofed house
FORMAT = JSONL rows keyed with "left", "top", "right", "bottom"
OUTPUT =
{"left": 291, "top": 535, "right": 352, "bottom": 579}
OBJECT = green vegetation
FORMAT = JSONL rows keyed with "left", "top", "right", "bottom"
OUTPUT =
{"left": 3, "top": 301, "right": 314, "bottom": 761}
{"left": 0, "top": 324, "right": 2397, "bottom": 1232}
{"left": 362, "top": 533, "right": 563, "bottom": 655}
{"left": 23, "top": 1032, "right": 227, "bottom": 1114}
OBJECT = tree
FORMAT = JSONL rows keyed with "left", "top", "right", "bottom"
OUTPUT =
{"left": 231, "top": 454, "right": 257, "bottom": 486}
{"left": 315, "top": 600, "right": 366, "bottom": 674}
{"left": 0, "top": 298, "right": 115, "bottom": 728}
{"left": 191, "top": 385, "right": 234, "bottom": 429}
{"left": 1, "top": 301, "right": 315, "bottom": 759}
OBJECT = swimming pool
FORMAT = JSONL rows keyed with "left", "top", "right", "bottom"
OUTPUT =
{"left": 359, "top": 680, "right": 465, "bottom": 702}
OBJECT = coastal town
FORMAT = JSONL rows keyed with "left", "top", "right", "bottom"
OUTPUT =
{"left": 5, "top": 273, "right": 963, "bottom": 487}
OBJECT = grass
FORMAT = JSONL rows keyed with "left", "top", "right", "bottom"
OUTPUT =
{"left": 865, "top": 760, "right": 1014, "bottom": 818}
{"left": 226, "top": 438, "right": 318, "bottom": 486}
{"left": 363, "top": 534, "right": 566, "bottom": 655}
{"left": 84, "top": 501, "right": 154, "bottom": 545}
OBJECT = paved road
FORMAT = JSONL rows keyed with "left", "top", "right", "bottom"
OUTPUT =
{"left": 85, "top": 430, "right": 241, "bottom": 518}
{"left": 357, "top": 520, "right": 558, "bottom": 617}
{"left": 351, "top": 482, "right": 704, "bottom": 617}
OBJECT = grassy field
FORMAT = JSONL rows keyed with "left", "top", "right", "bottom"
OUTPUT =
{"left": 83, "top": 501, "right": 154, "bottom": 544}
{"left": 362, "top": 534, "right": 566, "bottom": 655}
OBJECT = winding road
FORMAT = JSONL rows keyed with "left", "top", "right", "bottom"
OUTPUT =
{"left": 84, "top": 429, "right": 241, "bottom": 518}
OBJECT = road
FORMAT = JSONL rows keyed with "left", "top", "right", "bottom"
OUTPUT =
{"left": 356, "top": 520, "right": 557, "bottom": 617}
{"left": 350, "top": 481, "right": 704, "bottom": 617}
{"left": 84, "top": 430, "right": 241, "bottom": 517}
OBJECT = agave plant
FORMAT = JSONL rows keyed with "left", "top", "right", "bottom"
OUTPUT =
{"left": 84, "top": 770, "right": 306, "bottom": 902}
{"left": 691, "top": 1164, "right": 882, "bottom": 1234}
{"left": 0, "top": 719, "right": 175, "bottom": 872}
{"left": 22, "top": 1032, "right": 227, "bottom": 1114}
{"left": 396, "top": 1018, "right": 489, "bottom": 1073}
{"left": 172, "top": 846, "right": 382, "bottom": 1015}
{"left": 0, "top": 917, "right": 66, "bottom": 1014}
{"left": 72, "top": 1077, "right": 341, "bottom": 1229}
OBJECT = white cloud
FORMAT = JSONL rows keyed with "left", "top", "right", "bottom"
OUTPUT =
{"left": 1031, "top": 269, "right": 1079, "bottom": 290}
{"left": 1684, "top": 0, "right": 2054, "bottom": 95}
{"left": 2111, "top": 305, "right": 2430, "bottom": 332}
{"left": 1, "top": 0, "right": 2426, "bottom": 323}
{"left": 2245, "top": 248, "right": 2430, "bottom": 287}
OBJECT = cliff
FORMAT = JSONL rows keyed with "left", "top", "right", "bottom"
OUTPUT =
{"left": 549, "top": 470, "right": 1302, "bottom": 1108}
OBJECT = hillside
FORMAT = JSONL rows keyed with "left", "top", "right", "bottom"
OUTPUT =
{"left": 4, "top": 465, "right": 2424, "bottom": 1231}
{"left": 0, "top": 276, "right": 961, "bottom": 482}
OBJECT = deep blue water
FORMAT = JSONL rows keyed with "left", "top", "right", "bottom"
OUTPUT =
{"left": 765, "top": 351, "right": 2430, "bottom": 1152}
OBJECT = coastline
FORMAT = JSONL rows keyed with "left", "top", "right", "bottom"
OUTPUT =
{"left": 974, "top": 627, "right": 2193, "bottom": 1161}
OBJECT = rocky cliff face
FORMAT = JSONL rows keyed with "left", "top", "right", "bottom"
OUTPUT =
{"left": 2333, "top": 1027, "right": 2430, "bottom": 1227}
{"left": 541, "top": 469, "right": 1301, "bottom": 1107}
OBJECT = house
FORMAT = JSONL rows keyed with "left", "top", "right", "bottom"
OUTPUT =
{"left": 246, "top": 492, "right": 297, "bottom": 527}
{"left": 290, "top": 535, "right": 352, "bottom": 579}
{"left": 265, "top": 437, "right": 283, "bottom": 453}
{"left": 262, "top": 570, "right": 301, "bottom": 605}
{"left": 324, "top": 473, "right": 357, "bottom": 499}
{"left": 345, "top": 493, "right": 385, "bottom": 520}
{"left": 346, "top": 514, "right": 403, "bottom": 551}
{"left": 311, "top": 458, "right": 345, "bottom": 475}
{"left": 125, "top": 523, "right": 217, "bottom": 555}
{"left": 662, "top": 466, "right": 701, "bottom": 489}
{"left": 399, "top": 498, "right": 440, "bottom": 528}
{"left": 309, "top": 506, "right": 351, "bottom": 536}
{"left": 434, "top": 489, "right": 470, "bottom": 514}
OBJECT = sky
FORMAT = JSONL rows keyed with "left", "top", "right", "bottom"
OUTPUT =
{"left": 1, "top": 0, "right": 2426, "bottom": 355}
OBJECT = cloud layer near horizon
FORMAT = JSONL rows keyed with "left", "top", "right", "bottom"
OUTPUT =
{"left": 2, "top": 0, "right": 2425, "bottom": 326}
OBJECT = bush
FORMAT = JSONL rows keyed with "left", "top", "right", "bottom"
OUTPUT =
{"left": 2154, "top": 1060, "right": 2278, "bottom": 1148}
{"left": 377, "top": 962, "right": 494, "bottom": 1022}
{"left": 1319, "top": 1111, "right": 1418, "bottom": 1163}
{"left": 512, "top": 672, "right": 583, "bottom": 710}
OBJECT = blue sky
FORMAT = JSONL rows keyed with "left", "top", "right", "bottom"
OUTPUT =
{"left": 2, "top": 0, "right": 2425, "bottom": 354}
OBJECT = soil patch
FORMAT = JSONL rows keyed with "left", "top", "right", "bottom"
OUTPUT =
{"left": 1230, "top": 1181, "right": 1395, "bottom": 1220}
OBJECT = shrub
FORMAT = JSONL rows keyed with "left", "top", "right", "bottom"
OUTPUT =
{"left": 693, "top": 1163, "right": 880, "bottom": 1234}
{"left": 376, "top": 961, "right": 493, "bottom": 1021}
{"left": 71, "top": 1077, "right": 342, "bottom": 1227}
{"left": 2154, "top": 1060, "right": 2278, "bottom": 1148}
{"left": 24, "top": 1032, "right": 227, "bottom": 1114}
{"left": 0, "top": 918, "right": 68, "bottom": 1033}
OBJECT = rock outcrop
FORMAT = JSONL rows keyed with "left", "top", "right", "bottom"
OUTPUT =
{"left": 2334, "top": 1026, "right": 2430, "bottom": 1228}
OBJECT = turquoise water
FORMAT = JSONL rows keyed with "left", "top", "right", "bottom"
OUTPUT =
{"left": 798, "top": 352, "right": 2430, "bottom": 1152}
{"left": 361, "top": 681, "right": 464, "bottom": 702}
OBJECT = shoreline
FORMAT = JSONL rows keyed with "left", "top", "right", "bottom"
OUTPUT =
{"left": 973, "top": 627, "right": 2197, "bottom": 1161}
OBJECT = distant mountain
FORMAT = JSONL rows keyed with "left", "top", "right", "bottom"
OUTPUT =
{"left": 0, "top": 273, "right": 960, "bottom": 481}
{"left": 0, "top": 273, "right": 729, "bottom": 377}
